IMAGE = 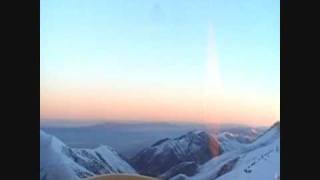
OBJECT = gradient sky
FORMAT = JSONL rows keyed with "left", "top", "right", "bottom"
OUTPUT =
{"left": 40, "top": 0, "right": 280, "bottom": 126}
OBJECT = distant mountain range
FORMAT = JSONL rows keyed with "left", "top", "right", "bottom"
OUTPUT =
{"left": 41, "top": 122, "right": 266, "bottom": 158}
{"left": 40, "top": 122, "right": 279, "bottom": 180}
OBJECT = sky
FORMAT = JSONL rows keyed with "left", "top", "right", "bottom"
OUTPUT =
{"left": 40, "top": 0, "right": 280, "bottom": 126}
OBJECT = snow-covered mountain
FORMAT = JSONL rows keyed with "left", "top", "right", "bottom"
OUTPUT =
{"left": 171, "top": 122, "right": 280, "bottom": 180}
{"left": 129, "top": 127, "right": 260, "bottom": 179}
{"left": 130, "top": 131, "right": 221, "bottom": 178}
{"left": 40, "top": 130, "right": 136, "bottom": 180}
{"left": 40, "top": 122, "right": 278, "bottom": 180}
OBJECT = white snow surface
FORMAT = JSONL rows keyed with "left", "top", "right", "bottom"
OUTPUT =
{"left": 40, "top": 130, "right": 83, "bottom": 180}
{"left": 170, "top": 122, "right": 280, "bottom": 180}
{"left": 217, "top": 132, "right": 246, "bottom": 152}
{"left": 40, "top": 130, "right": 136, "bottom": 180}
{"left": 216, "top": 138, "right": 280, "bottom": 180}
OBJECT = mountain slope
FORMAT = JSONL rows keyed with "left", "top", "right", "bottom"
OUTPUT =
{"left": 177, "top": 122, "right": 280, "bottom": 180}
{"left": 40, "top": 130, "right": 136, "bottom": 180}
{"left": 216, "top": 122, "right": 280, "bottom": 180}
{"left": 130, "top": 131, "right": 221, "bottom": 178}
{"left": 216, "top": 138, "right": 280, "bottom": 180}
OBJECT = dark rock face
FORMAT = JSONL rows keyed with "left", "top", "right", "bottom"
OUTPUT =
{"left": 130, "top": 131, "right": 221, "bottom": 177}
{"left": 151, "top": 138, "right": 170, "bottom": 147}
{"left": 216, "top": 157, "right": 239, "bottom": 178}
{"left": 159, "top": 161, "right": 199, "bottom": 180}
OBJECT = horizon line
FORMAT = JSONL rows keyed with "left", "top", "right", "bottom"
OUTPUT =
{"left": 40, "top": 118, "right": 277, "bottom": 128}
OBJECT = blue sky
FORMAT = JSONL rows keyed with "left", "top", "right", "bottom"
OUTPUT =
{"left": 40, "top": 0, "right": 279, "bottom": 125}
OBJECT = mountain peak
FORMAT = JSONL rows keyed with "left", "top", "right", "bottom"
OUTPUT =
{"left": 174, "top": 130, "right": 211, "bottom": 140}
{"left": 271, "top": 121, "right": 280, "bottom": 129}
{"left": 130, "top": 130, "right": 219, "bottom": 177}
{"left": 40, "top": 130, "right": 135, "bottom": 180}
{"left": 188, "top": 123, "right": 280, "bottom": 180}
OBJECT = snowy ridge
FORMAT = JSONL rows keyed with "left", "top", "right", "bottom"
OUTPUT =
{"left": 131, "top": 128, "right": 260, "bottom": 179}
{"left": 40, "top": 122, "right": 279, "bottom": 180}
{"left": 171, "top": 122, "right": 280, "bottom": 180}
{"left": 130, "top": 131, "right": 219, "bottom": 178}
{"left": 40, "top": 130, "right": 136, "bottom": 180}
{"left": 217, "top": 132, "right": 246, "bottom": 152}
{"left": 216, "top": 138, "right": 280, "bottom": 180}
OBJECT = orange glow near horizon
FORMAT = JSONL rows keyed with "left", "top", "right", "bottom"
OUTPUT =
{"left": 40, "top": 24, "right": 279, "bottom": 127}
{"left": 40, "top": 83, "right": 279, "bottom": 126}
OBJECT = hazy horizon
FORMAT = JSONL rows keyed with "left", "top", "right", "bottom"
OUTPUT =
{"left": 40, "top": 118, "right": 275, "bottom": 128}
